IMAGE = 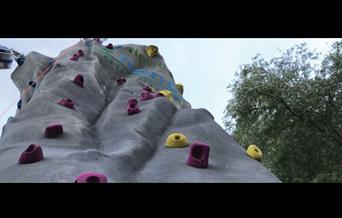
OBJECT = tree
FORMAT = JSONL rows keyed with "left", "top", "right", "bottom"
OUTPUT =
{"left": 224, "top": 41, "right": 342, "bottom": 182}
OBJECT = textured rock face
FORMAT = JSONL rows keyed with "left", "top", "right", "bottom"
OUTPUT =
{"left": 0, "top": 39, "right": 280, "bottom": 182}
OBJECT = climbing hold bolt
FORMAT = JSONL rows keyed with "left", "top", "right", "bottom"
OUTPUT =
{"left": 70, "top": 54, "right": 79, "bottom": 61}
{"left": 176, "top": 83, "right": 184, "bottom": 95}
{"left": 58, "top": 98, "right": 75, "bottom": 110}
{"left": 106, "top": 43, "right": 114, "bottom": 49}
{"left": 165, "top": 132, "right": 190, "bottom": 148}
{"left": 116, "top": 78, "right": 127, "bottom": 86}
{"left": 246, "top": 144, "right": 262, "bottom": 161}
{"left": 28, "top": 81, "right": 36, "bottom": 88}
{"left": 45, "top": 124, "right": 63, "bottom": 138}
{"left": 75, "top": 172, "right": 108, "bottom": 183}
{"left": 187, "top": 141, "right": 210, "bottom": 169}
{"left": 127, "top": 98, "right": 140, "bottom": 115}
{"left": 73, "top": 74, "right": 84, "bottom": 88}
{"left": 18, "top": 144, "right": 44, "bottom": 164}
{"left": 140, "top": 91, "right": 154, "bottom": 101}
{"left": 146, "top": 45, "right": 158, "bottom": 57}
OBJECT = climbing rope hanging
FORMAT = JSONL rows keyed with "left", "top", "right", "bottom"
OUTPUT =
{"left": 0, "top": 41, "right": 81, "bottom": 118}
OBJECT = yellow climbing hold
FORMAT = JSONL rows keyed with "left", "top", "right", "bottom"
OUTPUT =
{"left": 159, "top": 90, "right": 173, "bottom": 99}
{"left": 146, "top": 45, "right": 158, "bottom": 57}
{"left": 246, "top": 144, "right": 262, "bottom": 161}
{"left": 176, "top": 83, "right": 184, "bottom": 95}
{"left": 165, "top": 133, "right": 190, "bottom": 148}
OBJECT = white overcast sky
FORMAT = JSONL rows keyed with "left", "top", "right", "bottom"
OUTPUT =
{"left": 0, "top": 38, "right": 340, "bottom": 136}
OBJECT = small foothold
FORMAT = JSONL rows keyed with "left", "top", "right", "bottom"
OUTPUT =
{"left": 176, "top": 83, "right": 184, "bottom": 95}
{"left": 73, "top": 74, "right": 84, "bottom": 88}
{"left": 246, "top": 144, "right": 262, "bottom": 161}
{"left": 26, "top": 97, "right": 31, "bottom": 103}
{"left": 70, "top": 54, "right": 79, "bottom": 61}
{"left": 127, "top": 98, "right": 140, "bottom": 115}
{"left": 116, "top": 78, "right": 127, "bottom": 86}
{"left": 45, "top": 124, "right": 63, "bottom": 138}
{"left": 28, "top": 81, "right": 36, "bottom": 88}
{"left": 165, "top": 133, "right": 190, "bottom": 148}
{"left": 143, "top": 85, "right": 153, "bottom": 93}
{"left": 106, "top": 43, "right": 114, "bottom": 49}
{"left": 146, "top": 45, "right": 158, "bottom": 57}
{"left": 18, "top": 144, "right": 44, "bottom": 164}
{"left": 58, "top": 98, "right": 75, "bottom": 110}
{"left": 77, "top": 50, "right": 84, "bottom": 57}
{"left": 140, "top": 91, "right": 154, "bottom": 101}
{"left": 17, "top": 99, "right": 22, "bottom": 110}
{"left": 75, "top": 172, "right": 107, "bottom": 183}
{"left": 187, "top": 141, "right": 210, "bottom": 168}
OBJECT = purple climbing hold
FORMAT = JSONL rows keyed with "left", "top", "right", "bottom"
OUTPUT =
{"left": 116, "top": 78, "right": 127, "bottom": 86}
{"left": 127, "top": 98, "right": 140, "bottom": 115}
{"left": 18, "top": 144, "right": 44, "bottom": 164}
{"left": 70, "top": 54, "right": 79, "bottom": 61}
{"left": 187, "top": 141, "right": 210, "bottom": 169}
{"left": 58, "top": 98, "right": 75, "bottom": 110}
{"left": 73, "top": 74, "right": 84, "bottom": 88}
{"left": 143, "top": 85, "right": 153, "bottom": 93}
{"left": 77, "top": 50, "right": 84, "bottom": 57}
{"left": 75, "top": 172, "right": 107, "bottom": 183}
{"left": 140, "top": 91, "right": 154, "bottom": 101}
{"left": 45, "top": 124, "right": 63, "bottom": 138}
{"left": 106, "top": 43, "right": 114, "bottom": 49}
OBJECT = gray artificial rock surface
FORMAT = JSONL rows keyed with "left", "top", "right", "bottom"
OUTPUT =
{"left": 0, "top": 39, "right": 280, "bottom": 182}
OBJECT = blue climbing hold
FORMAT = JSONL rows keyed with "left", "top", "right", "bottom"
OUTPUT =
{"left": 17, "top": 99, "right": 22, "bottom": 110}
{"left": 16, "top": 54, "right": 25, "bottom": 66}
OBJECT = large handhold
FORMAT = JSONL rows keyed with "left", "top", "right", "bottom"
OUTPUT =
{"left": 73, "top": 74, "right": 84, "bottom": 88}
{"left": 127, "top": 98, "right": 140, "bottom": 115}
{"left": 140, "top": 91, "right": 154, "bottom": 101}
{"left": 187, "top": 141, "right": 210, "bottom": 169}
{"left": 18, "top": 144, "right": 44, "bottom": 164}
{"left": 45, "top": 124, "right": 63, "bottom": 138}
{"left": 246, "top": 144, "right": 262, "bottom": 161}
{"left": 146, "top": 45, "right": 158, "bottom": 57}
{"left": 75, "top": 172, "right": 107, "bottom": 183}
{"left": 165, "top": 132, "right": 190, "bottom": 148}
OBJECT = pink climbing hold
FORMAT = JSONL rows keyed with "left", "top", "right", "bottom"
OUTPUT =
{"left": 70, "top": 54, "right": 79, "bottom": 61}
{"left": 45, "top": 124, "right": 63, "bottom": 138}
{"left": 18, "top": 144, "right": 44, "bottom": 164}
{"left": 75, "top": 172, "right": 107, "bottom": 183}
{"left": 143, "top": 85, "right": 153, "bottom": 93}
{"left": 116, "top": 78, "right": 126, "bottom": 86}
{"left": 73, "top": 74, "right": 84, "bottom": 88}
{"left": 127, "top": 98, "right": 140, "bottom": 115}
{"left": 106, "top": 43, "right": 114, "bottom": 49}
{"left": 58, "top": 98, "right": 75, "bottom": 110}
{"left": 187, "top": 141, "right": 210, "bottom": 169}
{"left": 140, "top": 91, "right": 154, "bottom": 101}
{"left": 77, "top": 50, "right": 84, "bottom": 57}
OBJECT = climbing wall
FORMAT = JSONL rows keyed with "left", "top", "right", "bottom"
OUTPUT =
{"left": 0, "top": 39, "right": 280, "bottom": 182}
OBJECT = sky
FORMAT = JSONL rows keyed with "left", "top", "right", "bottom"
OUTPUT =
{"left": 0, "top": 38, "right": 340, "bottom": 136}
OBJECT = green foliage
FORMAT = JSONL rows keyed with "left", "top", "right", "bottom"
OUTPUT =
{"left": 224, "top": 41, "right": 342, "bottom": 182}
